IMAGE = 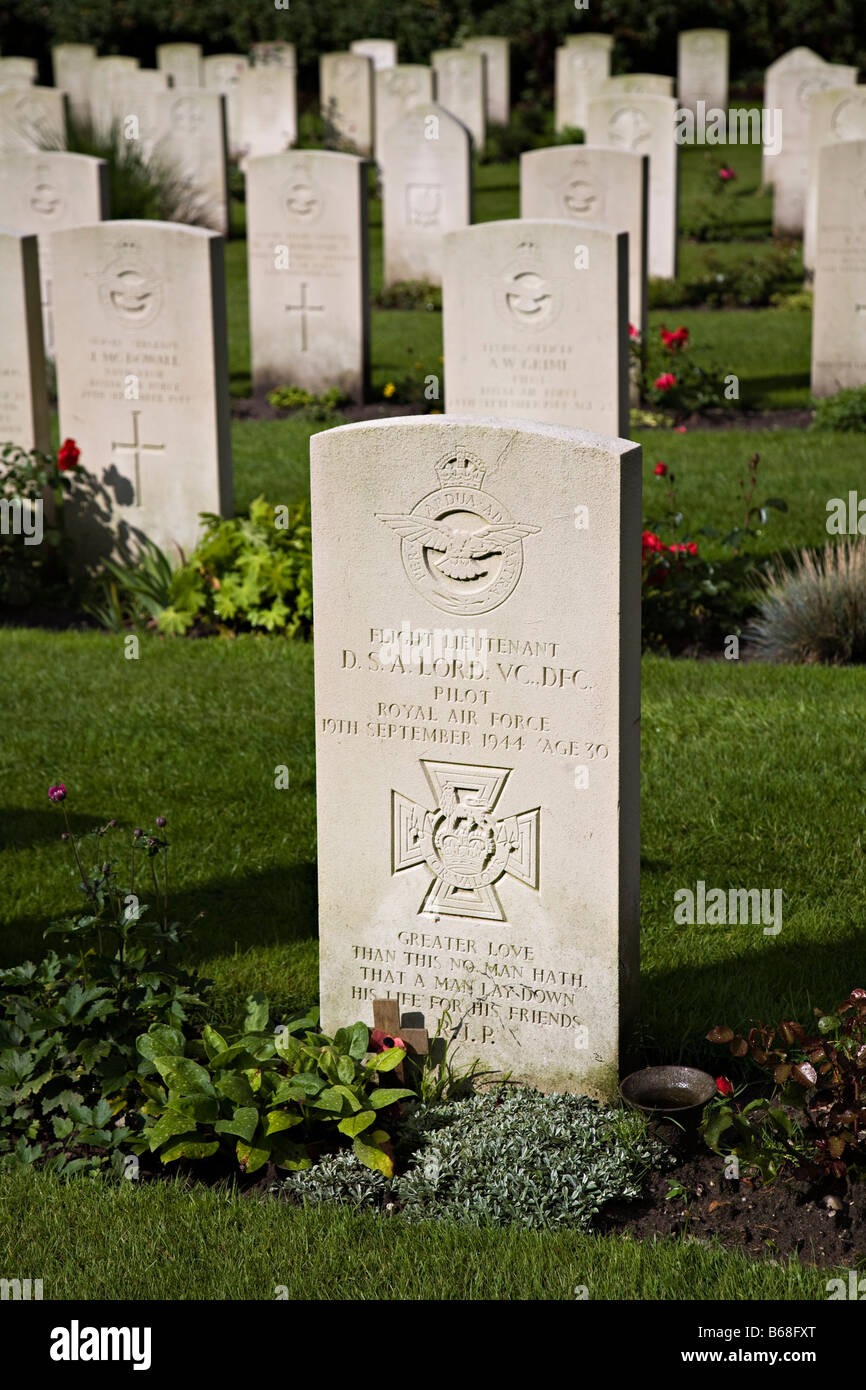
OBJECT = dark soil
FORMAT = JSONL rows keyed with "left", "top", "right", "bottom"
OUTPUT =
{"left": 600, "top": 1141, "right": 864, "bottom": 1269}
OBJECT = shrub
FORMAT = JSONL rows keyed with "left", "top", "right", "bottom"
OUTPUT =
{"left": 649, "top": 246, "right": 802, "bottom": 311}
{"left": 157, "top": 496, "right": 313, "bottom": 637}
{"left": 0, "top": 442, "right": 77, "bottom": 614}
{"left": 81, "top": 535, "right": 175, "bottom": 632}
{"left": 266, "top": 385, "right": 347, "bottom": 421}
{"left": 281, "top": 1089, "right": 673, "bottom": 1229}
{"left": 810, "top": 386, "right": 866, "bottom": 433}
{"left": 372, "top": 281, "right": 441, "bottom": 311}
{"left": 60, "top": 114, "right": 212, "bottom": 225}
{"left": 636, "top": 321, "right": 732, "bottom": 421}
{"left": 746, "top": 539, "right": 866, "bottom": 665}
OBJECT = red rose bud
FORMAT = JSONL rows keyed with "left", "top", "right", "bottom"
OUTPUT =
{"left": 716, "top": 1076, "right": 734, "bottom": 1096}
{"left": 654, "top": 373, "right": 676, "bottom": 392}
{"left": 48, "top": 783, "right": 66, "bottom": 802}
{"left": 654, "top": 462, "right": 668, "bottom": 476}
{"left": 57, "top": 438, "right": 80, "bottom": 471}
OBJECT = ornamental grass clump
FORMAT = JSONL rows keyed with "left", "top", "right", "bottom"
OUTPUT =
{"left": 746, "top": 539, "right": 866, "bottom": 665}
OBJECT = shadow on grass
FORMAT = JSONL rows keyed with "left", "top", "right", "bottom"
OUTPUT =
{"left": 0, "top": 805, "right": 106, "bottom": 851}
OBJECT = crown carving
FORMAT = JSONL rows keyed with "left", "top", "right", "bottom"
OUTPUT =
{"left": 435, "top": 451, "right": 486, "bottom": 489}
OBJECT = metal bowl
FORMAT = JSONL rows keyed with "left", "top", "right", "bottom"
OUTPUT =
{"left": 619, "top": 1065, "right": 717, "bottom": 1117}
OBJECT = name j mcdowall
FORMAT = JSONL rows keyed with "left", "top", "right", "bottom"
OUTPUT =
{"left": 673, "top": 882, "right": 782, "bottom": 936}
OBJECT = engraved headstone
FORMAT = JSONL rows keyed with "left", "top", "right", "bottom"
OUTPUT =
{"left": 320, "top": 52, "right": 373, "bottom": 157}
{"left": 375, "top": 65, "right": 434, "bottom": 160}
{"left": 114, "top": 89, "right": 230, "bottom": 237}
{"left": 235, "top": 66, "right": 297, "bottom": 165}
{"left": 521, "top": 144, "right": 648, "bottom": 337}
{"left": 811, "top": 139, "right": 866, "bottom": 397}
{"left": 89, "top": 56, "right": 141, "bottom": 139}
{"left": 202, "top": 53, "right": 249, "bottom": 153}
{"left": 0, "top": 232, "right": 50, "bottom": 451}
{"left": 0, "top": 86, "right": 67, "bottom": 152}
{"left": 772, "top": 61, "right": 858, "bottom": 236}
{"left": 52, "top": 220, "right": 232, "bottom": 559}
{"left": 246, "top": 150, "right": 369, "bottom": 401}
{"left": 432, "top": 49, "right": 485, "bottom": 150}
{"left": 156, "top": 43, "right": 202, "bottom": 89}
{"left": 463, "top": 37, "right": 510, "bottom": 126}
{"left": 763, "top": 48, "right": 826, "bottom": 189}
{"left": 311, "top": 413, "right": 641, "bottom": 1098}
{"left": 554, "top": 42, "right": 611, "bottom": 134}
{"left": 677, "top": 29, "right": 729, "bottom": 117}
{"left": 587, "top": 92, "right": 678, "bottom": 280}
{"left": 51, "top": 44, "right": 96, "bottom": 121}
{"left": 381, "top": 102, "right": 472, "bottom": 287}
{"left": 0, "top": 150, "right": 109, "bottom": 354}
{"left": 804, "top": 87, "right": 866, "bottom": 270}
{"left": 0, "top": 58, "right": 38, "bottom": 91}
{"left": 442, "top": 219, "right": 628, "bottom": 437}
{"left": 350, "top": 39, "right": 397, "bottom": 72}
{"left": 251, "top": 42, "right": 296, "bottom": 71}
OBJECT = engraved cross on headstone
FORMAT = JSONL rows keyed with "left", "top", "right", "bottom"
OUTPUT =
{"left": 110, "top": 410, "right": 165, "bottom": 506}
{"left": 285, "top": 281, "right": 324, "bottom": 352}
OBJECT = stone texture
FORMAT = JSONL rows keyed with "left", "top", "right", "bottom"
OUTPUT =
{"left": 804, "top": 86, "right": 866, "bottom": 271}
{"left": 375, "top": 65, "right": 434, "bottom": 159}
{"left": 555, "top": 42, "right": 611, "bottom": 134}
{"left": 771, "top": 62, "right": 858, "bottom": 236}
{"left": 0, "top": 86, "right": 67, "bottom": 152}
{"left": 156, "top": 43, "right": 202, "bottom": 88}
{"left": 442, "top": 219, "right": 628, "bottom": 437}
{"left": 251, "top": 42, "right": 296, "bottom": 71}
{"left": 432, "top": 49, "right": 485, "bottom": 150}
{"left": 381, "top": 101, "right": 472, "bottom": 287}
{"left": 51, "top": 220, "right": 232, "bottom": 559}
{"left": 600, "top": 74, "right": 674, "bottom": 98}
{"left": 350, "top": 39, "right": 397, "bottom": 71}
{"left": 0, "top": 58, "right": 38, "bottom": 90}
{"left": 564, "top": 33, "right": 614, "bottom": 51}
{"left": 88, "top": 56, "right": 141, "bottom": 139}
{"left": 320, "top": 52, "right": 373, "bottom": 157}
{"left": 0, "top": 150, "right": 109, "bottom": 354}
{"left": 677, "top": 29, "right": 729, "bottom": 116}
{"left": 811, "top": 139, "right": 866, "bottom": 397}
{"left": 235, "top": 66, "right": 297, "bottom": 165}
{"left": 463, "top": 37, "right": 510, "bottom": 125}
{"left": 520, "top": 143, "right": 648, "bottom": 337}
{"left": 310, "top": 413, "right": 641, "bottom": 1098}
{"left": 246, "top": 150, "right": 369, "bottom": 402}
{"left": 51, "top": 44, "right": 96, "bottom": 121}
{"left": 202, "top": 53, "right": 249, "bottom": 153}
{"left": 587, "top": 93, "right": 678, "bottom": 280}
{"left": 0, "top": 231, "right": 50, "bottom": 451}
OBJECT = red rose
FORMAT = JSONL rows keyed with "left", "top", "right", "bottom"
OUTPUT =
{"left": 629, "top": 322, "right": 640, "bottom": 340}
{"left": 716, "top": 1076, "right": 734, "bottom": 1096}
{"left": 641, "top": 530, "right": 664, "bottom": 553}
{"left": 57, "top": 438, "right": 80, "bottom": 471}
{"left": 654, "top": 462, "right": 668, "bottom": 477}
{"left": 654, "top": 373, "right": 676, "bottom": 392}
{"left": 660, "top": 326, "right": 689, "bottom": 350}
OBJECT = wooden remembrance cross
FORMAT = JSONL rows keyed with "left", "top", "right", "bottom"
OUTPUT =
{"left": 372, "top": 999, "right": 429, "bottom": 1082}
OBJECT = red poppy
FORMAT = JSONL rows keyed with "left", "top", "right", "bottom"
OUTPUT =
{"left": 370, "top": 1028, "right": 406, "bottom": 1053}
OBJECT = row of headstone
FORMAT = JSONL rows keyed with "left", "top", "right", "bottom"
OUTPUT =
{"left": 0, "top": 218, "right": 232, "bottom": 559}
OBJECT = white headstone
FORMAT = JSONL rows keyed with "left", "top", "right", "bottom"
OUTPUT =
{"left": 381, "top": 101, "right": 472, "bottom": 287}
{"left": 0, "top": 58, "right": 38, "bottom": 91}
{"left": 0, "top": 231, "right": 50, "bottom": 452}
{"left": 521, "top": 144, "right": 648, "bottom": 336}
{"left": 442, "top": 219, "right": 628, "bottom": 437}
{"left": 565, "top": 33, "right": 614, "bottom": 52}
{"left": 375, "top": 65, "right": 435, "bottom": 160}
{"left": 811, "top": 139, "right": 866, "bottom": 397}
{"left": 600, "top": 74, "right": 674, "bottom": 98}
{"left": 246, "top": 150, "right": 369, "bottom": 402}
{"left": 350, "top": 39, "right": 397, "bottom": 71}
{"left": 202, "top": 53, "right": 249, "bottom": 152}
{"left": 554, "top": 42, "right": 611, "bottom": 133}
{"left": 587, "top": 92, "right": 678, "bottom": 280}
{"left": 51, "top": 44, "right": 96, "bottom": 121}
{"left": 0, "top": 87, "right": 67, "bottom": 152}
{"left": 110, "top": 70, "right": 171, "bottom": 142}
{"left": 432, "top": 49, "right": 485, "bottom": 150}
{"left": 89, "top": 56, "right": 141, "bottom": 139}
{"left": 771, "top": 62, "right": 858, "bottom": 236}
{"left": 311, "top": 413, "right": 641, "bottom": 1098}
{"left": 235, "top": 66, "right": 297, "bottom": 165}
{"left": 804, "top": 87, "right": 866, "bottom": 271}
{"left": 463, "top": 37, "right": 510, "bottom": 125}
{"left": 320, "top": 52, "right": 374, "bottom": 157}
{"left": 0, "top": 150, "right": 109, "bottom": 354}
{"left": 156, "top": 43, "right": 202, "bottom": 88}
{"left": 52, "top": 220, "right": 232, "bottom": 559}
{"left": 677, "top": 29, "right": 729, "bottom": 116}
{"left": 763, "top": 48, "right": 826, "bottom": 189}
{"left": 119, "top": 89, "right": 230, "bottom": 237}
{"left": 251, "top": 42, "right": 297, "bottom": 71}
